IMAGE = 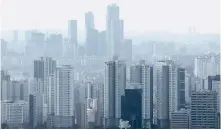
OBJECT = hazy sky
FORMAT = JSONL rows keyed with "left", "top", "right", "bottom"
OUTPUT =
{"left": 1, "top": 0, "right": 220, "bottom": 34}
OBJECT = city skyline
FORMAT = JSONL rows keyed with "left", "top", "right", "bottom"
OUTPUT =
{"left": 1, "top": 0, "right": 220, "bottom": 34}
{"left": 1, "top": 0, "right": 220, "bottom": 129}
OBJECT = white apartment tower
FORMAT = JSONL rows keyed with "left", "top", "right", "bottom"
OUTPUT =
{"left": 54, "top": 65, "right": 74, "bottom": 117}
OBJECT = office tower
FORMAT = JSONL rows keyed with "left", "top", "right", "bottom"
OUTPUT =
{"left": 10, "top": 80, "right": 29, "bottom": 102}
{"left": 106, "top": 4, "right": 124, "bottom": 58}
{"left": 121, "top": 87, "right": 142, "bottom": 128}
{"left": 1, "top": 100, "right": 29, "bottom": 128}
{"left": 122, "top": 39, "right": 132, "bottom": 62}
{"left": 68, "top": 20, "right": 78, "bottom": 59}
{"left": 1, "top": 71, "right": 11, "bottom": 101}
{"left": 208, "top": 75, "right": 220, "bottom": 113}
{"left": 190, "top": 91, "right": 218, "bottom": 129}
{"left": 29, "top": 93, "right": 46, "bottom": 128}
{"left": 130, "top": 60, "right": 153, "bottom": 128}
{"left": 54, "top": 65, "right": 74, "bottom": 116}
{"left": 104, "top": 56, "right": 126, "bottom": 128}
{"left": 45, "top": 33, "right": 63, "bottom": 58}
{"left": 170, "top": 109, "right": 189, "bottom": 129}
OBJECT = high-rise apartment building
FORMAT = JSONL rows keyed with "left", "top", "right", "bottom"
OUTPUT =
{"left": 29, "top": 93, "right": 46, "bottom": 128}
{"left": 155, "top": 61, "right": 170, "bottom": 129}
{"left": 154, "top": 60, "right": 185, "bottom": 128}
{"left": 104, "top": 56, "right": 126, "bottom": 128}
{"left": 54, "top": 65, "right": 75, "bottom": 117}
{"left": 130, "top": 60, "right": 153, "bottom": 128}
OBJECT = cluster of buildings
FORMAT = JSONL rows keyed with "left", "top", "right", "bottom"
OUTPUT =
{"left": 1, "top": 55, "right": 220, "bottom": 129}
{"left": 1, "top": 3, "right": 220, "bottom": 129}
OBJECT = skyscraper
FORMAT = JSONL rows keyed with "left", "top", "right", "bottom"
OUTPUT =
{"left": 68, "top": 20, "right": 78, "bottom": 59}
{"left": 85, "top": 12, "right": 94, "bottom": 34}
{"left": 104, "top": 56, "right": 126, "bottom": 128}
{"left": 106, "top": 4, "right": 124, "bottom": 58}
{"left": 68, "top": 20, "right": 78, "bottom": 45}
{"left": 130, "top": 60, "right": 153, "bottom": 128}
